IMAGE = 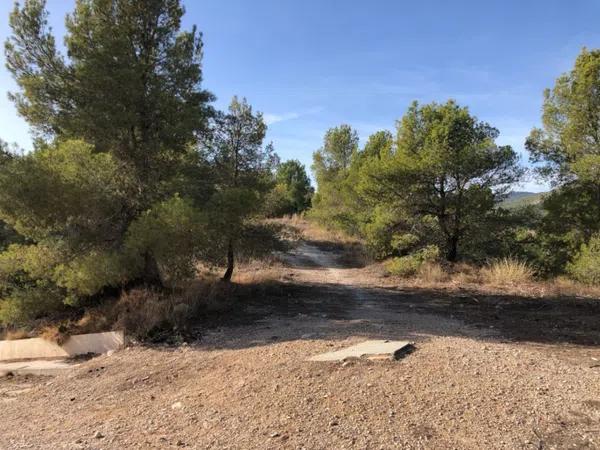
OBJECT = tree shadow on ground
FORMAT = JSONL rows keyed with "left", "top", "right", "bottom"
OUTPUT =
{"left": 189, "top": 279, "right": 600, "bottom": 350}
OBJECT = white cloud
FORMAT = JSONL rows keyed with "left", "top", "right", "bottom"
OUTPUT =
{"left": 263, "top": 106, "right": 324, "bottom": 126}
{"left": 263, "top": 111, "right": 301, "bottom": 126}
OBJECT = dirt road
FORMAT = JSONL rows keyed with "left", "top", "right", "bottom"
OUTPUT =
{"left": 1, "top": 241, "right": 599, "bottom": 449}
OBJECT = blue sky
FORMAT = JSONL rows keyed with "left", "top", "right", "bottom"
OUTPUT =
{"left": 2, "top": 1, "right": 600, "bottom": 191}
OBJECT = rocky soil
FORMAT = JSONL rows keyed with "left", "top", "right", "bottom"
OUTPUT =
{"left": 1, "top": 242, "right": 599, "bottom": 449}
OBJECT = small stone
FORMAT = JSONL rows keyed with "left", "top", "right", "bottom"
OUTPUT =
{"left": 94, "top": 431, "right": 104, "bottom": 439}
{"left": 171, "top": 401, "right": 183, "bottom": 410}
{"left": 270, "top": 432, "right": 280, "bottom": 438}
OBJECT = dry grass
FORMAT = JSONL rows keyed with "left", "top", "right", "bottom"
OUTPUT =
{"left": 417, "top": 262, "right": 450, "bottom": 283}
{"left": 233, "top": 267, "right": 284, "bottom": 286}
{"left": 480, "top": 258, "right": 535, "bottom": 286}
{"left": 0, "top": 328, "right": 31, "bottom": 341}
{"left": 380, "top": 258, "right": 600, "bottom": 299}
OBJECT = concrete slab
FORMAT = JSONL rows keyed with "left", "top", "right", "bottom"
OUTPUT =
{"left": 0, "top": 331, "right": 125, "bottom": 362}
{"left": 0, "top": 359, "right": 79, "bottom": 376}
{"left": 308, "top": 340, "right": 413, "bottom": 362}
{"left": 62, "top": 331, "right": 125, "bottom": 356}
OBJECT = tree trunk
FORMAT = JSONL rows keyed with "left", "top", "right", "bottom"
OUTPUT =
{"left": 447, "top": 235, "right": 459, "bottom": 262}
{"left": 222, "top": 240, "right": 235, "bottom": 281}
{"left": 142, "top": 252, "right": 163, "bottom": 286}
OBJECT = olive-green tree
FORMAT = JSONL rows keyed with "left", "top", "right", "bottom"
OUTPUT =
{"left": 310, "top": 125, "right": 360, "bottom": 231}
{"left": 6, "top": 0, "right": 214, "bottom": 189}
{"left": 265, "top": 160, "right": 312, "bottom": 216}
{"left": 360, "top": 100, "right": 523, "bottom": 261}
{"left": 0, "top": 0, "right": 215, "bottom": 323}
{"left": 526, "top": 48, "right": 600, "bottom": 274}
{"left": 206, "top": 97, "right": 277, "bottom": 281}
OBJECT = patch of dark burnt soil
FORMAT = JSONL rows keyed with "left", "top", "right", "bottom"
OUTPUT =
{"left": 383, "top": 287, "right": 600, "bottom": 346}
{"left": 212, "top": 277, "right": 600, "bottom": 348}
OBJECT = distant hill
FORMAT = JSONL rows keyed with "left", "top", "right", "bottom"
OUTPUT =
{"left": 501, "top": 191, "right": 546, "bottom": 208}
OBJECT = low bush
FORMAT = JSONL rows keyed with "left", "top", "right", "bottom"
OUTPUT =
{"left": 566, "top": 234, "right": 600, "bottom": 285}
{"left": 385, "top": 245, "right": 440, "bottom": 277}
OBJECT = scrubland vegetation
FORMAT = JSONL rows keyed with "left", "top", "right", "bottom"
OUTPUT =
{"left": 1, "top": 0, "right": 600, "bottom": 340}
{"left": 0, "top": 0, "right": 311, "bottom": 334}
{"left": 308, "top": 48, "right": 600, "bottom": 290}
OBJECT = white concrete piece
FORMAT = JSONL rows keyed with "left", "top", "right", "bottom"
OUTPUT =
{"left": 0, "top": 331, "right": 125, "bottom": 362}
{"left": 0, "top": 359, "right": 79, "bottom": 376}
{"left": 0, "top": 337, "right": 68, "bottom": 361}
{"left": 62, "top": 330, "right": 125, "bottom": 356}
{"left": 308, "top": 340, "right": 413, "bottom": 362}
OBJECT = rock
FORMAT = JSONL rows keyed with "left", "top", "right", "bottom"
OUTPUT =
{"left": 106, "top": 350, "right": 115, "bottom": 356}
{"left": 171, "top": 401, "right": 183, "bottom": 410}
{"left": 94, "top": 431, "right": 104, "bottom": 439}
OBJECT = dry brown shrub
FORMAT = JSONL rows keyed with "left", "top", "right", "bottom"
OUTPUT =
{"left": 39, "top": 324, "right": 68, "bottom": 344}
{"left": 112, "top": 289, "right": 169, "bottom": 339}
{"left": 109, "top": 274, "right": 236, "bottom": 339}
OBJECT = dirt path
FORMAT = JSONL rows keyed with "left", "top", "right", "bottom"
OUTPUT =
{"left": 279, "top": 242, "right": 495, "bottom": 339}
{"left": 1, "top": 242, "right": 600, "bottom": 449}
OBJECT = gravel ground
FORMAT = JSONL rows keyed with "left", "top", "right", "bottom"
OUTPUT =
{"left": 1, "top": 243, "right": 599, "bottom": 449}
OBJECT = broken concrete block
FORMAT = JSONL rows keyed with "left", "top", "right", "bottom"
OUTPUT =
{"left": 308, "top": 340, "right": 414, "bottom": 362}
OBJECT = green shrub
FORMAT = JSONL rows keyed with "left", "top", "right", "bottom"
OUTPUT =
{"left": 125, "top": 195, "right": 208, "bottom": 285}
{"left": 385, "top": 245, "right": 440, "bottom": 277}
{"left": 0, "top": 281, "right": 64, "bottom": 325}
{"left": 262, "top": 183, "right": 294, "bottom": 217}
{"left": 567, "top": 234, "right": 600, "bottom": 285}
